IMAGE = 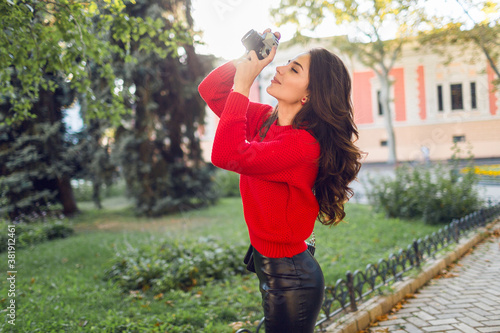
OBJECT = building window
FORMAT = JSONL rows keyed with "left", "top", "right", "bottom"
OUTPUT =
{"left": 470, "top": 82, "right": 477, "bottom": 109}
{"left": 451, "top": 84, "right": 463, "bottom": 110}
{"left": 437, "top": 85, "right": 443, "bottom": 112}
{"left": 453, "top": 135, "right": 466, "bottom": 143}
{"left": 377, "top": 91, "right": 383, "bottom": 115}
{"left": 380, "top": 140, "right": 388, "bottom": 147}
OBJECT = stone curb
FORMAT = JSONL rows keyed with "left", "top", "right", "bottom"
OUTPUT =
{"left": 324, "top": 220, "right": 499, "bottom": 333}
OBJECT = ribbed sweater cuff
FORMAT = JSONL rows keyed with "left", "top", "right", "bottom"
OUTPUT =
{"left": 215, "top": 61, "right": 236, "bottom": 84}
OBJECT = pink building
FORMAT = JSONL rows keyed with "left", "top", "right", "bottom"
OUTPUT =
{"left": 201, "top": 39, "right": 500, "bottom": 163}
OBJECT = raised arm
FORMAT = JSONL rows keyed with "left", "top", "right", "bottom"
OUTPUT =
{"left": 211, "top": 91, "right": 319, "bottom": 183}
{"left": 198, "top": 61, "right": 236, "bottom": 118}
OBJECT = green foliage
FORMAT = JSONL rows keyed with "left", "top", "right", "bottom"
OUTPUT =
{"left": 105, "top": 236, "right": 248, "bottom": 293}
{"left": 0, "top": 198, "right": 445, "bottom": 333}
{"left": 113, "top": 135, "right": 219, "bottom": 215}
{"left": 0, "top": 217, "right": 74, "bottom": 253}
{"left": 71, "top": 179, "right": 95, "bottom": 202}
{"left": 105, "top": 0, "right": 218, "bottom": 217}
{"left": 72, "top": 178, "right": 127, "bottom": 202}
{"left": 0, "top": 1, "right": 127, "bottom": 125}
{"left": 0, "top": 119, "right": 70, "bottom": 219}
{"left": 272, "top": 0, "right": 426, "bottom": 70}
{"left": 365, "top": 160, "right": 483, "bottom": 224}
{"left": 1, "top": 0, "right": 217, "bottom": 220}
{"left": 213, "top": 169, "right": 241, "bottom": 197}
{"left": 418, "top": 2, "right": 500, "bottom": 86}
{"left": 69, "top": 122, "right": 120, "bottom": 209}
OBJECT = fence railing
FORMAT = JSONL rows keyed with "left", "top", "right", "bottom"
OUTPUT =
{"left": 236, "top": 202, "right": 500, "bottom": 333}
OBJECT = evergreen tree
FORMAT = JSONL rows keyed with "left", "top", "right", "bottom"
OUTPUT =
{"left": 0, "top": 0, "right": 217, "bottom": 220}
{"left": 0, "top": 1, "right": 122, "bottom": 220}
{"left": 0, "top": 75, "right": 78, "bottom": 219}
{"left": 111, "top": 0, "right": 218, "bottom": 216}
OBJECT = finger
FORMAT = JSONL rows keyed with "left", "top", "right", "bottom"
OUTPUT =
{"left": 274, "top": 31, "right": 281, "bottom": 40}
{"left": 263, "top": 28, "right": 271, "bottom": 34}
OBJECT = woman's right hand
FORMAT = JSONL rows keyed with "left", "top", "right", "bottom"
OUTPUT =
{"left": 232, "top": 29, "right": 280, "bottom": 97}
{"left": 233, "top": 29, "right": 281, "bottom": 65}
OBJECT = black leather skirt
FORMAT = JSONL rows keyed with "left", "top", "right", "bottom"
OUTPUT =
{"left": 253, "top": 248, "right": 325, "bottom": 333}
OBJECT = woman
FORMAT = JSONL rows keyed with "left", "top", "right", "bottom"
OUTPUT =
{"left": 198, "top": 30, "right": 362, "bottom": 332}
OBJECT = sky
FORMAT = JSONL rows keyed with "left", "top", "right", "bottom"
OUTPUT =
{"left": 190, "top": 0, "right": 499, "bottom": 60}
{"left": 191, "top": 0, "right": 297, "bottom": 60}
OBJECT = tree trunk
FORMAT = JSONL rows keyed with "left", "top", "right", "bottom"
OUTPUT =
{"left": 57, "top": 176, "right": 78, "bottom": 216}
{"left": 378, "top": 72, "right": 397, "bottom": 164}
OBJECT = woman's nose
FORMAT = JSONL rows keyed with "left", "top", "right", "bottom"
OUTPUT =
{"left": 276, "top": 66, "right": 285, "bottom": 74}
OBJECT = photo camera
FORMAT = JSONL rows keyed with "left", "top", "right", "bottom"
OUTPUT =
{"left": 241, "top": 29, "right": 279, "bottom": 60}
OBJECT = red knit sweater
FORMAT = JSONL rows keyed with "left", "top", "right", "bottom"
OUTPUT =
{"left": 198, "top": 61, "right": 320, "bottom": 258}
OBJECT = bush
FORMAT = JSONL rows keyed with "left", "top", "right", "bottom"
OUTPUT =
{"left": 0, "top": 218, "right": 74, "bottom": 252}
{"left": 213, "top": 169, "right": 240, "bottom": 197}
{"left": 104, "top": 237, "right": 248, "bottom": 293}
{"left": 365, "top": 162, "right": 483, "bottom": 225}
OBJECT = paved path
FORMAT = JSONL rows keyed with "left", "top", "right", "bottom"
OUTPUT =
{"left": 368, "top": 230, "right": 500, "bottom": 333}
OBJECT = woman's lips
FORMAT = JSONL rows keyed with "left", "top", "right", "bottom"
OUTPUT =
{"left": 271, "top": 76, "right": 281, "bottom": 84}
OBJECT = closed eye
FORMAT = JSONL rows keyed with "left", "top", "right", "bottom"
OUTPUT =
{"left": 286, "top": 60, "right": 298, "bottom": 73}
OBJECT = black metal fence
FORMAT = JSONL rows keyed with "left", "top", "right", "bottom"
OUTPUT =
{"left": 236, "top": 203, "right": 500, "bottom": 333}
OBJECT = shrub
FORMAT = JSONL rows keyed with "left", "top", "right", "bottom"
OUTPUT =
{"left": 0, "top": 218, "right": 74, "bottom": 252}
{"left": 213, "top": 169, "right": 240, "bottom": 197}
{"left": 365, "top": 162, "right": 482, "bottom": 225}
{"left": 104, "top": 237, "right": 248, "bottom": 293}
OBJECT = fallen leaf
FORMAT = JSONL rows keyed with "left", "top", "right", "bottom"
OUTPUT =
{"left": 229, "top": 321, "right": 244, "bottom": 331}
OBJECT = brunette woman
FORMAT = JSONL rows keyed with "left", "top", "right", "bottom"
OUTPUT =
{"left": 198, "top": 30, "right": 362, "bottom": 333}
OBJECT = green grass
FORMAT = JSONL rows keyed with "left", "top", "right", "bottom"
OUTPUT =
{"left": 0, "top": 197, "right": 442, "bottom": 332}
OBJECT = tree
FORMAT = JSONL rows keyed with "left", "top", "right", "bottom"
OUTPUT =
{"left": 0, "top": 0, "right": 215, "bottom": 220}
{"left": 419, "top": 0, "right": 500, "bottom": 86}
{"left": 109, "top": 0, "right": 218, "bottom": 216}
{"left": 0, "top": 0, "right": 130, "bottom": 126}
{"left": 272, "top": 0, "right": 428, "bottom": 164}
{"left": 0, "top": 0, "right": 131, "bottom": 220}
{"left": 0, "top": 74, "right": 80, "bottom": 220}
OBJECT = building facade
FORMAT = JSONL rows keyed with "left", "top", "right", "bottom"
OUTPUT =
{"left": 201, "top": 38, "right": 500, "bottom": 163}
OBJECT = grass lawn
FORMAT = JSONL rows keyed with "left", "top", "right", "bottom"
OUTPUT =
{"left": 0, "top": 197, "right": 443, "bottom": 332}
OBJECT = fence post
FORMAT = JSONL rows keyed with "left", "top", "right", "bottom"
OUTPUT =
{"left": 413, "top": 240, "right": 420, "bottom": 267}
{"left": 452, "top": 219, "right": 460, "bottom": 243}
{"left": 346, "top": 271, "right": 358, "bottom": 312}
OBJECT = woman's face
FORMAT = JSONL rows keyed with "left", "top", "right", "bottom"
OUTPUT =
{"left": 266, "top": 53, "right": 310, "bottom": 105}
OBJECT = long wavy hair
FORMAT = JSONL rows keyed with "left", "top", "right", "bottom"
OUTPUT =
{"left": 260, "top": 48, "right": 362, "bottom": 226}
